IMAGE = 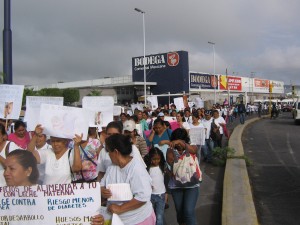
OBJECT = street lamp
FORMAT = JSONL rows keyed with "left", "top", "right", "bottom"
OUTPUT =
{"left": 134, "top": 8, "right": 147, "bottom": 106}
{"left": 208, "top": 41, "right": 216, "bottom": 104}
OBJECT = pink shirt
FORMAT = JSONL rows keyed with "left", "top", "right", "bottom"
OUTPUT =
{"left": 8, "top": 132, "right": 31, "bottom": 149}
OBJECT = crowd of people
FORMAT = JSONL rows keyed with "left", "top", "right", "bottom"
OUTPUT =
{"left": 0, "top": 102, "right": 253, "bottom": 225}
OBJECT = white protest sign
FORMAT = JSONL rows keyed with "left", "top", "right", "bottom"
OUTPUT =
{"left": 0, "top": 84, "right": 24, "bottom": 119}
{"left": 164, "top": 116, "right": 176, "bottom": 122}
{"left": 24, "top": 96, "right": 64, "bottom": 131}
{"left": 39, "top": 104, "right": 94, "bottom": 140}
{"left": 112, "top": 214, "right": 125, "bottom": 225}
{"left": 131, "top": 104, "right": 143, "bottom": 112}
{"left": 195, "top": 97, "right": 204, "bottom": 108}
{"left": 82, "top": 96, "right": 114, "bottom": 128}
{"left": 113, "top": 106, "right": 122, "bottom": 116}
{"left": 0, "top": 182, "right": 101, "bottom": 225}
{"left": 135, "top": 124, "right": 143, "bottom": 137}
{"left": 174, "top": 97, "right": 185, "bottom": 111}
{"left": 189, "top": 127, "right": 206, "bottom": 145}
{"left": 147, "top": 96, "right": 158, "bottom": 110}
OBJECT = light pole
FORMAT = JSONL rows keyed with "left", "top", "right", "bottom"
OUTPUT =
{"left": 208, "top": 41, "right": 216, "bottom": 104}
{"left": 134, "top": 8, "right": 147, "bottom": 106}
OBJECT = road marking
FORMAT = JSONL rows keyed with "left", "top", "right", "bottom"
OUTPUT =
{"left": 286, "top": 132, "right": 298, "bottom": 165}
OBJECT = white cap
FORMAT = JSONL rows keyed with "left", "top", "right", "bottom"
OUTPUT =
{"left": 123, "top": 120, "right": 136, "bottom": 132}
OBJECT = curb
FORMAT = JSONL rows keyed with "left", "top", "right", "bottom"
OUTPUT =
{"left": 222, "top": 117, "right": 263, "bottom": 225}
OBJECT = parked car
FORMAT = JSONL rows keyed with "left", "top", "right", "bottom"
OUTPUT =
{"left": 282, "top": 105, "right": 293, "bottom": 112}
{"left": 292, "top": 101, "right": 300, "bottom": 124}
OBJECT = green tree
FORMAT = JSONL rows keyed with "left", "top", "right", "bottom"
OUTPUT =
{"left": 0, "top": 72, "right": 5, "bottom": 84}
{"left": 63, "top": 88, "right": 80, "bottom": 105}
{"left": 22, "top": 88, "right": 37, "bottom": 105}
{"left": 87, "top": 89, "right": 102, "bottom": 96}
{"left": 37, "top": 88, "right": 63, "bottom": 97}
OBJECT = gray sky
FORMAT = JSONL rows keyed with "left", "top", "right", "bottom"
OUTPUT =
{"left": 1, "top": 0, "right": 300, "bottom": 85}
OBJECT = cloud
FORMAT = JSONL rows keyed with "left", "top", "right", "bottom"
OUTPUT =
{"left": 0, "top": 0, "right": 300, "bottom": 85}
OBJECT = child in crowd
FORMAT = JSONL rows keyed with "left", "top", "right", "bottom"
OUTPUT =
{"left": 146, "top": 147, "right": 166, "bottom": 225}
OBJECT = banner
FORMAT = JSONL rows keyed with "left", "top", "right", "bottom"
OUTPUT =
{"left": 82, "top": 96, "right": 114, "bottom": 128}
{"left": 252, "top": 78, "right": 270, "bottom": 93}
{"left": 0, "top": 183, "right": 101, "bottom": 225}
{"left": 24, "top": 96, "right": 64, "bottom": 131}
{"left": 130, "top": 104, "right": 143, "bottom": 112}
{"left": 189, "top": 73, "right": 218, "bottom": 90}
{"left": 39, "top": 104, "right": 94, "bottom": 140}
{"left": 219, "top": 75, "right": 242, "bottom": 91}
{"left": 0, "top": 85, "right": 24, "bottom": 119}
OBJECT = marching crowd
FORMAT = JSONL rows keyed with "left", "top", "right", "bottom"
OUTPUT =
{"left": 0, "top": 102, "right": 249, "bottom": 225}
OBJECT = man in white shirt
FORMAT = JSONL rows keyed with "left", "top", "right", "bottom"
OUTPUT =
{"left": 184, "top": 109, "right": 192, "bottom": 124}
{"left": 212, "top": 110, "right": 226, "bottom": 148}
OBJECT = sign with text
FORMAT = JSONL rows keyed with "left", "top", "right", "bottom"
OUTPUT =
{"left": 253, "top": 78, "right": 270, "bottom": 93}
{"left": 39, "top": 104, "right": 94, "bottom": 140}
{"left": 82, "top": 96, "right": 114, "bottom": 128}
{"left": 147, "top": 96, "right": 158, "bottom": 110}
{"left": 219, "top": 75, "right": 242, "bottom": 91}
{"left": 189, "top": 127, "right": 205, "bottom": 145}
{"left": 189, "top": 73, "right": 218, "bottom": 90}
{"left": 0, "top": 84, "right": 24, "bottom": 119}
{"left": 24, "top": 96, "right": 64, "bottom": 131}
{"left": 0, "top": 183, "right": 101, "bottom": 225}
{"left": 173, "top": 97, "right": 185, "bottom": 111}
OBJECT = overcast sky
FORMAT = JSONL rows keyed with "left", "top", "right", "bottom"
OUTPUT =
{"left": 1, "top": 0, "right": 300, "bottom": 86}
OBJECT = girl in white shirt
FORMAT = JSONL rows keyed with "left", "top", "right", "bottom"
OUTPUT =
{"left": 146, "top": 147, "right": 166, "bottom": 225}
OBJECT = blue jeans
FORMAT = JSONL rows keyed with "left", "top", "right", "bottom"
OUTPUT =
{"left": 239, "top": 113, "right": 245, "bottom": 124}
{"left": 202, "top": 139, "right": 214, "bottom": 162}
{"left": 170, "top": 187, "right": 199, "bottom": 225}
{"left": 151, "top": 193, "right": 165, "bottom": 225}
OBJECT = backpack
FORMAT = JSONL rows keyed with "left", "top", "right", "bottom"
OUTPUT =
{"left": 210, "top": 119, "right": 221, "bottom": 141}
{"left": 167, "top": 147, "right": 202, "bottom": 187}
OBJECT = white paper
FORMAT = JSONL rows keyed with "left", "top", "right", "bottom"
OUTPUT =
{"left": 189, "top": 127, "right": 206, "bottom": 145}
{"left": 0, "top": 183, "right": 101, "bottom": 225}
{"left": 131, "top": 103, "right": 143, "bottom": 112}
{"left": 147, "top": 96, "right": 158, "bottom": 110}
{"left": 164, "top": 116, "right": 176, "bottom": 122}
{"left": 24, "top": 96, "right": 64, "bottom": 131}
{"left": 113, "top": 106, "right": 122, "bottom": 116}
{"left": 107, "top": 183, "right": 133, "bottom": 201}
{"left": 0, "top": 84, "right": 24, "bottom": 119}
{"left": 195, "top": 97, "right": 204, "bottom": 108}
{"left": 39, "top": 104, "right": 94, "bottom": 140}
{"left": 135, "top": 123, "right": 143, "bottom": 136}
{"left": 112, "top": 214, "right": 124, "bottom": 225}
{"left": 82, "top": 96, "right": 114, "bottom": 128}
{"left": 174, "top": 97, "right": 185, "bottom": 111}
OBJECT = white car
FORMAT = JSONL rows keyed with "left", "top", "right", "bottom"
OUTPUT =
{"left": 292, "top": 101, "right": 300, "bottom": 124}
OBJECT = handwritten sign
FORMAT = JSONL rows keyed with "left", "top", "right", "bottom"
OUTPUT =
{"left": 189, "top": 127, "right": 206, "bottom": 145}
{"left": 24, "top": 96, "right": 64, "bottom": 131}
{"left": 147, "top": 96, "right": 158, "bottom": 110}
{"left": 82, "top": 96, "right": 114, "bottom": 128}
{"left": 39, "top": 104, "right": 94, "bottom": 140}
{"left": 0, "top": 84, "right": 24, "bottom": 119}
{"left": 173, "top": 97, "right": 185, "bottom": 111}
{"left": 0, "top": 183, "right": 101, "bottom": 225}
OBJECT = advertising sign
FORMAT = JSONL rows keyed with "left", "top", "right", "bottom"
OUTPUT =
{"left": 253, "top": 78, "right": 270, "bottom": 93}
{"left": 219, "top": 75, "right": 242, "bottom": 91}
{"left": 0, "top": 183, "right": 101, "bottom": 225}
{"left": 189, "top": 73, "right": 218, "bottom": 90}
{"left": 270, "top": 80, "right": 284, "bottom": 94}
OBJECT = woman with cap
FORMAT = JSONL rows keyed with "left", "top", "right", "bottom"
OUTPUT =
{"left": 123, "top": 120, "right": 148, "bottom": 158}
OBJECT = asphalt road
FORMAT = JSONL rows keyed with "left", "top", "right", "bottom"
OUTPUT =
{"left": 243, "top": 112, "right": 300, "bottom": 225}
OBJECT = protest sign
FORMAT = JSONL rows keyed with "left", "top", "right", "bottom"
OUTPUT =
{"left": 82, "top": 96, "right": 114, "bottom": 128}
{"left": 169, "top": 121, "right": 180, "bottom": 131}
{"left": 24, "top": 96, "right": 64, "bottom": 131}
{"left": 113, "top": 106, "right": 122, "bottom": 116}
{"left": 130, "top": 103, "right": 143, "bottom": 112}
{"left": 0, "top": 182, "right": 101, "bottom": 225}
{"left": 0, "top": 85, "right": 24, "bottom": 119}
{"left": 39, "top": 104, "right": 94, "bottom": 140}
{"left": 164, "top": 116, "right": 176, "bottom": 122}
{"left": 173, "top": 97, "right": 185, "bottom": 111}
{"left": 189, "top": 127, "right": 206, "bottom": 145}
{"left": 147, "top": 96, "right": 158, "bottom": 110}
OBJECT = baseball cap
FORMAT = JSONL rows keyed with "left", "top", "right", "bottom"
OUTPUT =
{"left": 123, "top": 120, "right": 136, "bottom": 132}
{"left": 158, "top": 112, "right": 164, "bottom": 117}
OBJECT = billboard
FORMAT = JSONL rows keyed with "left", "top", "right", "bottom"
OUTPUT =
{"left": 189, "top": 72, "right": 218, "bottom": 90}
{"left": 253, "top": 78, "right": 270, "bottom": 93}
{"left": 219, "top": 75, "right": 242, "bottom": 91}
{"left": 132, "top": 51, "right": 189, "bottom": 102}
{"left": 270, "top": 80, "right": 284, "bottom": 94}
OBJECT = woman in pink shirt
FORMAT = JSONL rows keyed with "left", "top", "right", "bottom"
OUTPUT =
{"left": 8, "top": 120, "right": 31, "bottom": 149}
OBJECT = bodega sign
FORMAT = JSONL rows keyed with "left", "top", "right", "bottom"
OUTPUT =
{"left": 190, "top": 73, "right": 218, "bottom": 90}
{"left": 133, "top": 52, "right": 180, "bottom": 71}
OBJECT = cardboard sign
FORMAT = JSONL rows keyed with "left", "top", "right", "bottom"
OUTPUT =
{"left": 39, "top": 104, "right": 94, "bottom": 140}
{"left": 147, "top": 96, "right": 158, "bottom": 110}
{"left": 0, "top": 183, "right": 101, "bottom": 225}
{"left": 173, "top": 97, "right": 185, "bottom": 111}
{"left": 82, "top": 96, "right": 114, "bottom": 128}
{"left": 0, "top": 84, "right": 24, "bottom": 119}
{"left": 24, "top": 96, "right": 64, "bottom": 131}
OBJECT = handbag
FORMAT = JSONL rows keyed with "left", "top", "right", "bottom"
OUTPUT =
{"left": 167, "top": 147, "right": 202, "bottom": 187}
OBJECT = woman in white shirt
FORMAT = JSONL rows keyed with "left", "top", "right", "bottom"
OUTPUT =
{"left": 176, "top": 112, "right": 190, "bottom": 133}
{"left": 101, "top": 134, "right": 155, "bottom": 225}
{"left": 28, "top": 125, "right": 82, "bottom": 184}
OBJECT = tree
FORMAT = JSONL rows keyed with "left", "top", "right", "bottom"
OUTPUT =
{"left": 22, "top": 88, "right": 37, "bottom": 105}
{"left": 63, "top": 88, "right": 80, "bottom": 105}
{"left": 87, "top": 89, "right": 102, "bottom": 96}
{"left": 37, "top": 88, "right": 63, "bottom": 97}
